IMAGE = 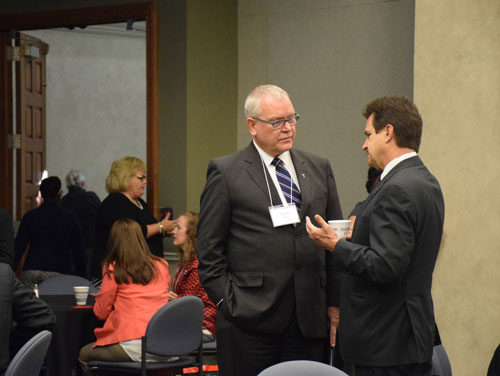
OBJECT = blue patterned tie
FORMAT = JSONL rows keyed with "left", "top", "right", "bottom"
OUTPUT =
{"left": 271, "top": 157, "right": 302, "bottom": 209}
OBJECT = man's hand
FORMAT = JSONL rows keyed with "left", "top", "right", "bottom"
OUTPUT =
{"left": 327, "top": 306, "right": 340, "bottom": 347}
{"left": 305, "top": 215, "right": 338, "bottom": 252}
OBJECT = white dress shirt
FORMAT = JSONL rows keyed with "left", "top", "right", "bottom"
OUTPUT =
{"left": 381, "top": 151, "right": 417, "bottom": 180}
{"left": 253, "top": 140, "right": 301, "bottom": 206}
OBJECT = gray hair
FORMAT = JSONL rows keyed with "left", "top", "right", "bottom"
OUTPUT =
{"left": 66, "top": 170, "right": 86, "bottom": 188}
{"left": 244, "top": 84, "right": 290, "bottom": 118}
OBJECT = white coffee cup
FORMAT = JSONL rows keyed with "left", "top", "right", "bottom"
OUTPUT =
{"left": 73, "top": 286, "right": 90, "bottom": 305}
{"left": 328, "top": 219, "right": 352, "bottom": 239}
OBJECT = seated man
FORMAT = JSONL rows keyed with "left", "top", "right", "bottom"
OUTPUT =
{"left": 0, "top": 208, "right": 14, "bottom": 268}
{"left": 0, "top": 262, "right": 56, "bottom": 374}
{"left": 14, "top": 176, "right": 86, "bottom": 285}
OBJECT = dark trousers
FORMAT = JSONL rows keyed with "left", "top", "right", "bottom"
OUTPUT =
{"left": 215, "top": 309, "right": 326, "bottom": 376}
{"left": 350, "top": 359, "right": 432, "bottom": 376}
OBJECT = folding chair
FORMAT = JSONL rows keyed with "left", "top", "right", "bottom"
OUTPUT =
{"left": 88, "top": 296, "right": 204, "bottom": 376}
{"left": 5, "top": 330, "right": 52, "bottom": 376}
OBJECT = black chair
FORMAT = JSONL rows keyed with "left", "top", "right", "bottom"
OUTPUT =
{"left": 431, "top": 344, "right": 452, "bottom": 376}
{"left": 88, "top": 296, "right": 204, "bottom": 376}
{"left": 5, "top": 330, "right": 52, "bottom": 376}
{"left": 38, "top": 274, "right": 98, "bottom": 295}
{"left": 258, "top": 360, "right": 348, "bottom": 376}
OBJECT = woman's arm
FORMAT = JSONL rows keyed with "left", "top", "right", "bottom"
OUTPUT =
{"left": 93, "top": 266, "right": 118, "bottom": 320}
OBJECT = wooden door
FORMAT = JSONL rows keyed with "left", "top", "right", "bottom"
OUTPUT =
{"left": 16, "top": 33, "right": 48, "bottom": 219}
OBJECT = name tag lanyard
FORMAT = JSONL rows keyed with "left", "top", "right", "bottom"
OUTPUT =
{"left": 260, "top": 156, "right": 300, "bottom": 227}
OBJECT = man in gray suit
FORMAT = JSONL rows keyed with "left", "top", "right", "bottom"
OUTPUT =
{"left": 306, "top": 96, "right": 445, "bottom": 376}
{"left": 196, "top": 84, "right": 344, "bottom": 376}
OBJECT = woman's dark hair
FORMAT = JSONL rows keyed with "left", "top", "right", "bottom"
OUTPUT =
{"left": 366, "top": 167, "right": 382, "bottom": 193}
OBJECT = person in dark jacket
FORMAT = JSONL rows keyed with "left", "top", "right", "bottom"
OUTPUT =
{"left": 61, "top": 170, "right": 101, "bottom": 251}
{"left": 91, "top": 156, "right": 176, "bottom": 279}
{"left": 0, "top": 262, "right": 56, "bottom": 375}
{"left": 0, "top": 208, "right": 14, "bottom": 268}
{"left": 14, "top": 176, "right": 85, "bottom": 285}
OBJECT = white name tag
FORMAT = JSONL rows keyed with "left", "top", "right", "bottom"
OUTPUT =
{"left": 269, "top": 204, "right": 300, "bottom": 227}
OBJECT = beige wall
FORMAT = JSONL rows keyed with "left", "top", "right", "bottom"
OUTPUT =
{"left": 415, "top": 1, "right": 500, "bottom": 374}
{"left": 158, "top": 0, "right": 237, "bottom": 220}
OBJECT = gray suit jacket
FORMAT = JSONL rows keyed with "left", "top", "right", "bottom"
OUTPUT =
{"left": 333, "top": 156, "right": 445, "bottom": 366}
{"left": 196, "top": 142, "right": 343, "bottom": 337}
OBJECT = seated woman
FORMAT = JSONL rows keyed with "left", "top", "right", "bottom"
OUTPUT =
{"left": 79, "top": 218, "right": 171, "bottom": 375}
{"left": 169, "top": 212, "right": 216, "bottom": 342}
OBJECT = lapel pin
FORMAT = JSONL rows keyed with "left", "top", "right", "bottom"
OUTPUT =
{"left": 301, "top": 173, "right": 306, "bottom": 179}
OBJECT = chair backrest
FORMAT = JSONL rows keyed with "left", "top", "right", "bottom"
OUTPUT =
{"left": 38, "top": 274, "right": 98, "bottom": 295}
{"left": 258, "top": 360, "right": 348, "bottom": 376}
{"left": 146, "top": 296, "right": 204, "bottom": 357}
{"left": 432, "top": 344, "right": 452, "bottom": 376}
{"left": 5, "top": 330, "right": 52, "bottom": 376}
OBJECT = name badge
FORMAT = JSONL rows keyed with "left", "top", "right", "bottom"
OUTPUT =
{"left": 269, "top": 204, "right": 300, "bottom": 227}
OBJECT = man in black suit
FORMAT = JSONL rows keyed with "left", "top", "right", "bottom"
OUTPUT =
{"left": 196, "top": 84, "right": 344, "bottom": 376}
{"left": 0, "top": 262, "right": 56, "bottom": 375}
{"left": 0, "top": 208, "right": 14, "bottom": 268}
{"left": 306, "top": 96, "right": 445, "bottom": 376}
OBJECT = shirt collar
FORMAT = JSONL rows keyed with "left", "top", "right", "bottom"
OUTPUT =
{"left": 253, "top": 140, "right": 292, "bottom": 168}
{"left": 381, "top": 151, "right": 417, "bottom": 180}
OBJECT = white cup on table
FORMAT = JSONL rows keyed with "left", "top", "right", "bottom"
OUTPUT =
{"left": 73, "top": 286, "right": 90, "bottom": 305}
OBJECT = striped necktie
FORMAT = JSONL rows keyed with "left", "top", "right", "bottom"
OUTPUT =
{"left": 271, "top": 157, "right": 302, "bottom": 209}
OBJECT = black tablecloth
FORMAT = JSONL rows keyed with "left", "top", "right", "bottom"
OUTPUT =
{"left": 41, "top": 294, "right": 101, "bottom": 376}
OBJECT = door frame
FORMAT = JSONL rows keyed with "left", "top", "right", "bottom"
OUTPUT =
{"left": 0, "top": 2, "right": 159, "bottom": 217}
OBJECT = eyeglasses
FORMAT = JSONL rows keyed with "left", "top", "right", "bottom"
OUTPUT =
{"left": 252, "top": 114, "right": 300, "bottom": 130}
{"left": 135, "top": 174, "right": 147, "bottom": 181}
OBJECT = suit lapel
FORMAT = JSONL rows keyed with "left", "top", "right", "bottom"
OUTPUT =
{"left": 244, "top": 143, "right": 281, "bottom": 206}
{"left": 290, "top": 150, "right": 310, "bottom": 220}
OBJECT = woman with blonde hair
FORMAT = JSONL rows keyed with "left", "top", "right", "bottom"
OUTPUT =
{"left": 91, "top": 156, "right": 175, "bottom": 279}
{"left": 79, "top": 218, "right": 172, "bottom": 374}
{"left": 169, "top": 211, "right": 216, "bottom": 341}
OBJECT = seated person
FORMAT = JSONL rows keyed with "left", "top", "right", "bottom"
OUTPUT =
{"left": 0, "top": 208, "right": 14, "bottom": 268}
{"left": 78, "top": 218, "right": 172, "bottom": 375}
{"left": 169, "top": 211, "right": 216, "bottom": 342}
{"left": 14, "top": 176, "right": 85, "bottom": 285}
{"left": 0, "top": 262, "right": 56, "bottom": 374}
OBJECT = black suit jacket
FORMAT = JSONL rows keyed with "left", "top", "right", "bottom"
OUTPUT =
{"left": 0, "top": 209, "right": 14, "bottom": 268}
{"left": 196, "top": 142, "right": 343, "bottom": 337}
{"left": 333, "top": 156, "right": 445, "bottom": 366}
{"left": 0, "top": 263, "right": 56, "bottom": 375}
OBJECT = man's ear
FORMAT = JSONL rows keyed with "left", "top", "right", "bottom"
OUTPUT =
{"left": 247, "top": 117, "right": 257, "bottom": 137}
{"left": 384, "top": 124, "right": 394, "bottom": 143}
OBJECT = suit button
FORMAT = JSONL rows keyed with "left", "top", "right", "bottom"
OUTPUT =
{"left": 295, "top": 234, "right": 300, "bottom": 239}
{"left": 295, "top": 265, "right": 301, "bottom": 271}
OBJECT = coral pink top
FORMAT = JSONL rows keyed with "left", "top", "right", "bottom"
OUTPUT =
{"left": 93, "top": 259, "right": 171, "bottom": 347}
